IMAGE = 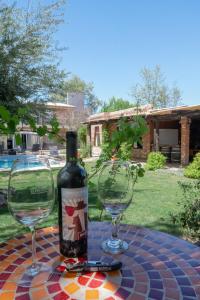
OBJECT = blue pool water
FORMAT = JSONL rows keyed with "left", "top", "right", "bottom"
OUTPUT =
{"left": 0, "top": 155, "right": 37, "bottom": 169}
{"left": 0, "top": 155, "right": 62, "bottom": 170}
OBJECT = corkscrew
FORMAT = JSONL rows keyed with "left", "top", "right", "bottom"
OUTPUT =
{"left": 65, "top": 260, "right": 122, "bottom": 273}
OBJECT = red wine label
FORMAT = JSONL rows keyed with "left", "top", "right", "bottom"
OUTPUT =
{"left": 61, "top": 187, "right": 88, "bottom": 241}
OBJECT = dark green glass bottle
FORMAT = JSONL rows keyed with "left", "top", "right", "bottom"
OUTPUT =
{"left": 57, "top": 131, "right": 88, "bottom": 257}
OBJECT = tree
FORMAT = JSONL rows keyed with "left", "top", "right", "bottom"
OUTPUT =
{"left": 52, "top": 75, "right": 101, "bottom": 113}
{"left": 132, "top": 65, "right": 182, "bottom": 109}
{"left": 101, "top": 97, "right": 134, "bottom": 112}
{"left": 0, "top": 0, "right": 66, "bottom": 113}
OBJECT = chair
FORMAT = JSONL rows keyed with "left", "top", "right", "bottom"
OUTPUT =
{"left": 32, "top": 144, "right": 40, "bottom": 152}
{"left": 49, "top": 146, "right": 59, "bottom": 156}
{"left": 0, "top": 144, "right": 3, "bottom": 154}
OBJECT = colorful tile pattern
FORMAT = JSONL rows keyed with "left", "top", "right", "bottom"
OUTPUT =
{"left": 0, "top": 222, "right": 200, "bottom": 299}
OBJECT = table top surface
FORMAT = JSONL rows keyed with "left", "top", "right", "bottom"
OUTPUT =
{"left": 0, "top": 222, "right": 200, "bottom": 300}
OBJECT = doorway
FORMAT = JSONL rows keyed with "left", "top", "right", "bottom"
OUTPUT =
{"left": 21, "top": 134, "right": 27, "bottom": 150}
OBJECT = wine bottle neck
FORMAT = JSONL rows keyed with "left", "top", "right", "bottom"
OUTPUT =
{"left": 66, "top": 131, "right": 77, "bottom": 162}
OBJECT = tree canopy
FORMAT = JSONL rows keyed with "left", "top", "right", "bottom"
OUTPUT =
{"left": 132, "top": 65, "right": 182, "bottom": 109}
{"left": 0, "top": 0, "right": 66, "bottom": 113}
{"left": 101, "top": 97, "right": 134, "bottom": 112}
{"left": 51, "top": 75, "right": 101, "bottom": 113}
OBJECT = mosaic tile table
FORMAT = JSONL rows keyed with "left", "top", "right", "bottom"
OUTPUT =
{"left": 0, "top": 222, "right": 200, "bottom": 300}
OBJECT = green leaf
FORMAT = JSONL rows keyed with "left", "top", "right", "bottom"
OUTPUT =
{"left": 0, "top": 106, "right": 10, "bottom": 121}
{"left": 12, "top": 115, "right": 19, "bottom": 125}
{"left": 28, "top": 117, "right": 36, "bottom": 130}
{"left": 88, "top": 181, "right": 95, "bottom": 189}
{"left": 18, "top": 107, "right": 27, "bottom": 117}
{"left": 0, "top": 124, "right": 8, "bottom": 134}
{"left": 37, "top": 126, "right": 47, "bottom": 136}
{"left": 15, "top": 133, "right": 22, "bottom": 145}
{"left": 48, "top": 132, "right": 54, "bottom": 140}
{"left": 7, "top": 119, "right": 17, "bottom": 133}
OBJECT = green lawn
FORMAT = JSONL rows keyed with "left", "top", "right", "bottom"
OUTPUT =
{"left": 0, "top": 163, "right": 190, "bottom": 242}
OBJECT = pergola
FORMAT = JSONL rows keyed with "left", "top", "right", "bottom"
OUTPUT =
{"left": 85, "top": 104, "right": 200, "bottom": 165}
{"left": 147, "top": 104, "right": 200, "bottom": 165}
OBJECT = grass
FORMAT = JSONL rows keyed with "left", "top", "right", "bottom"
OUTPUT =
{"left": 0, "top": 162, "right": 190, "bottom": 242}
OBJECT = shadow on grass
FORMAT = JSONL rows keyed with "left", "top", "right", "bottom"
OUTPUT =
{"left": 144, "top": 219, "right": 182, "bottom": 237}
{"left": 133, "top": 188, "right": 160, "bottom": 193}
{"left": 89, "top": 190, "right": 102, "bottom": 207}
{"left": 0, "top": 205, "right": 9, "bottom": 215}
{"left": 89, "top": 214, "right": 182, "bottom": 239}
{"left": 0, "top": 202, "right": 59, "bottom": 242}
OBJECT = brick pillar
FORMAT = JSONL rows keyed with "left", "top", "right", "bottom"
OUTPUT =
{"left": 155, "top": 120, "right": 160, "bottom": 151}
{"left": 90, "top": 125, "right": 94, "bottom": 148}
{"left": 142, "top": 120, "right": 154, "bottom": 158}
{"left": 99, "top": 124, "right": 103, "bottom": 144}
{"left": 180, "top": 116, "right": 191, "bottom": 165}
{"left": 108, "top": 122, "right": 117, "bottom": 135}
{"left": 102, "top": 122, "right": 108, "bottom": 142}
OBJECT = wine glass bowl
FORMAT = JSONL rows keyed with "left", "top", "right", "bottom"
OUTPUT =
{"left": 98, "top": 160, "right": 133, "bottom": 254}
{"left": 8, "top": 156, "right": 55, "bottom": 286}
{"left": 9, "top": 158, "right": 54, "bottom": 226}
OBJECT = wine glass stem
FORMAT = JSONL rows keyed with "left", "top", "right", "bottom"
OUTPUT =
{"left": 30, "top": 226, "right": 37, "bottom": 269}
{"left": 111, "top": 216, "right": 120, "bottom": 240}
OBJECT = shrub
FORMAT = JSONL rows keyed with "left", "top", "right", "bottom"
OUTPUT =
{"left": 95, "top": 129, "right": 113, "bottom": 169}
{"left": 184, "top": 152, "right": 200, "bottom": 179}
{"left": 78, "top": 125, "right": 90, "bottom": 158}
{"left": 79, "top": 145, "right": 91, "bottom": 158}
{"left": 146, "top": 151, "right": 166, "bottom": 171}
{"left": 170, "top": 181, "right": 200, "bottom": 240}
{"left": 78, "top": 125, "right": 87, "bottom": 146}
{"left": 117, "top": 142, "right": 132, "bottom": 161}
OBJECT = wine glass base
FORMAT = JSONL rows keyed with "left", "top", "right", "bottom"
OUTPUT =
{"left": 17, "top": 262, "right": 53, "bottom": 287}
{"left": 101, "top": 239, "right": 129, "bottom": 254}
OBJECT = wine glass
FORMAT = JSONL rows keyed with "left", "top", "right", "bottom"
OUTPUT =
{"left": 98, "top": 160, "right": 134, "bottom": 254}
{"left": 8, "top": 156, "right": 55, "bottom": 287}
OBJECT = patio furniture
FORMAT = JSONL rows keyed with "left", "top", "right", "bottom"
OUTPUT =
{"left": 171, "top": 146, "right": 181, "bottom": 163}
{"left": 31, "top": 143, "right": 41, "bottom": 152}
{"left": 0, "top": 222, "right": 199, "bottom": 299}
{"left": 8, "top": 149, "right": 16, "bottom": 155}
{"left": 160, "top": 146, "right": 171, "bottom": 162}
{"left": 49, "top": 146, "right": 59, "bottom": 156}
{"left": 0, "top": 144, "right": 4, "bottom": 155}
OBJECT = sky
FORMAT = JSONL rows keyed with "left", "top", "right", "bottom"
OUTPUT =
{"left": 10, "top": 0, "right": 200, "bottom": 105}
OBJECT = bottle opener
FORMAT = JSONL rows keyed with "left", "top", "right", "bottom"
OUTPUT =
{"left": 65, "top": 260, "right": 122, "bottom": 273}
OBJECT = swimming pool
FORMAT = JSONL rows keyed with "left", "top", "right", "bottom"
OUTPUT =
{"left": 0, "top": 155, "right": 64, "bottom": 170}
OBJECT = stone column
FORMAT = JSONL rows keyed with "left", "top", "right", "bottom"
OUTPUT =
{"left": 180, "top": 116, "right": 191, "bottom": 165}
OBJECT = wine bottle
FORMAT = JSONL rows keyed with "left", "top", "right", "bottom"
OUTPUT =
{"left": 57, "top": 131, "right": 88, "bottom": 257}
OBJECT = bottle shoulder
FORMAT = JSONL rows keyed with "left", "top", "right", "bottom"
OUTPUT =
{"left": 57, "top": 163, "right": 87, "bottom": 188}
{"left": 58, "top": 163, "right": 87, "bottom": 176}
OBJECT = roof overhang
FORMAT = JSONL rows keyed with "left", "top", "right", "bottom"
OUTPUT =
{"left": 85, "top": 104, "right": 200, "bottom": 124}
{"left": 85, "top": 105, "right": 152, "bottom": 124}
{"left": 46, "top": 102, "right": 75, "bottom": 109}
